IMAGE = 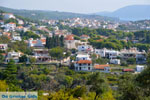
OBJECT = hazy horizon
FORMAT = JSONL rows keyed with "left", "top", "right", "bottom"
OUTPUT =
{"left": 0, "top": 0, "right": 150, "bottom": 14}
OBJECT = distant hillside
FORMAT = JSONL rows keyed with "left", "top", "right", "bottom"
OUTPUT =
{"left": 0, "top": 6, "right": 118, "bottom": 21}
{"left": 95, "top": 5, "right": 150, "bottom": 21}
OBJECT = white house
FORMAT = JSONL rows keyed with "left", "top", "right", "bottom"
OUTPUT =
{"left": 33, "top": 49, "right": 51, "bottom": 62}
{"left": 76, "top": 53, "right": 91, "bottom": 61}
{"left": 110, "top": 59, "right": 120, "bottom": 65}
{"left": 65, "top": 35, "right": 80, "bottom": 49}
{"left": 12, "top": 35, "right": 22, "bottom": 41}
{"left": 3, "top": 13, "right": 16, "bottom": 19}
{"left": 0, "top": 44, "right": 8, "bottom": 51}
{"left": 95, "top": 49, "right": 106, "bottom": 57}
{"left": 74, "top": 60, "right": 92, "bottom": 71}
{"left": 136, "top": 53, "right": 146, "bottom": 64}
{"left": 0, "top": 20, "right": 4, "bottom": 25}
{"left": 95, "top": 48, "right": 119, "bottom": 59}
{"left": 17, "top": 19, "right": 24, "bottom": 25}
{"left": 136, "top": 65, "right": 145, "bottom": 72}
{"left": 5, "top": 51, "right": 22, "bottom": 63}
{"left": 119, "top": 47, "right": 143, "bottom": 59}
{"left": 4, "top": 22, "right": 16, "bottom": 32}
{"left": 78, "top": 45, "right": 93, "bottom": 52}
{"left": 28, "top": 38, "right": 44, "bottom": 47}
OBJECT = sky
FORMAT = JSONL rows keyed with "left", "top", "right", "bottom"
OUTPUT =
{"left": 0, "top": 0, "right": 150, "bottom": 13}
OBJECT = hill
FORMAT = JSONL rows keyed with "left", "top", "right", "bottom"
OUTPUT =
{"left": 95, "top": 5, "right": 150, "bottom": 21}
{"left": 0, "top": 6, "right": 118, "bottom": 21}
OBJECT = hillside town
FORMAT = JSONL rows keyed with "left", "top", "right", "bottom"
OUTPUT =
{"left": 0, "top": 1, "right": 150, "bottom": 99}
{"left": 0, "top": 12, "right": 147, "bottom": 74}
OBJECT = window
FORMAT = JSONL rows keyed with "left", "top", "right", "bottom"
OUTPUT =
{"left": 88, "top": 67, "right": 90, "bottom": 70}
{"left": 76, "top": 67, "right": 78, "bottom": 70}
{"left": 79, "top": 67, "right": 81, "bottom": 70}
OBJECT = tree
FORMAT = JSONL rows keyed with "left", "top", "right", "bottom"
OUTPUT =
{"left": 29, "top": 57, "right": 36, "bottom": 64}
{"left": 0, "top": 80, "right": 8, "bottom": 91}
{"left": 0, "top": 53, "right": 4, "bottom": 64}
{"left": 87, "top": 72, "right": 109, "bottom": 100}
{"left": 49, "top": 47, "right": 64, "bottom": 60}
{"left": 71, "top": 86, "right": 87, "bottom": 98}
{"left": 46, "top": 36, "right": 64, "bottom": 49}
{"left": 21, "top": 31, "right": 40, "bottom": 40}
{"left": 118, "top": 73, "right": 143, "bottom": 100}
{"left": 2, "top": 59, "right": 18, "bottom": 85}
{"left": 5, "top": 18, "right": 18, "bottom": 24}
{"left": 19, "top": 55, "right": 28, "bottom": 63}
{"left": 0, "top": 36, "right": 10, "bottom": 43}
{"left": 127, "top": 58, "right": 136, "bottom": 65}
{"left": 135, "top": 53, "right": 150, "bottom": 96}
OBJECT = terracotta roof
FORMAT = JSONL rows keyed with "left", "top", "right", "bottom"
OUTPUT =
{"left": 40, "top": 38, "right": 46, "bottom": 43}
{"left": 94, "top": 64, "right": 110, "bottom": 70}
{"left": 123, "top": 69, "right": 134, "bottom": 72}
{"left": 65, "top": 35, "right": 74, "bottom": 40}
{"left": 3, "top": 32, "right": 11, "bottom": 36}
{"left": 17, "top": 26, "right": 23, "bottom": 29}
{"left": 77, "top": 60, "right": 92, "bottom": 64}
{"left": 96, "top": 39, "right": 103, "bottom": 42}
{"left": 1, "top": 53, "right": 6, "bottom": 56}
{"left": 8, "top": 22, "right": 16, "bottom": 24}
{"left": 3, "top": 13, "right": 13, "bottom": 15}
{"left": 81, "top": 35, "right": 89, "bottom": 38}
{"left": 55, "top": 33, "right": 64, "bottom": 35}
{"left": 32, "top": 40, "right": 37, "bottom": 44}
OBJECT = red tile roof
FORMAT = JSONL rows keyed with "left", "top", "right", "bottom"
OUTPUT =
{"left": 122, "top": 69, "right": 134, "bottom": 72}
{"left": 17, "top": 26, "right": 23, "bottom": 29}
{"left": 3, "top": 32, "right": 11, "bottom": 36}
{"left": 40, "top": 38, "right": 46, "bottom": 43}
{"left": 96, "top": 39, "right": 103, "bottom": 42}
{"left": 32, "top": 40, "right": 37, "bottom": 44}
{"left": 77, "top": 60, "right": 92, "bottom": 64}
{"left": 65, "top": 35, "right": 74, "bottom": 40}
{"left": 8, "top": 22, "right": 16, "bottom": 25}
{"left": 81, "top": 35, "right": 89, "bottom": 38}
{"left": 94, "top": 64, "right": 110, "bottom": 70}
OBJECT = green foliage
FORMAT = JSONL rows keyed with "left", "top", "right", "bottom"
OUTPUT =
{"left": 29, "top": 57, "right": 36, "bottom": 64}
{"left": 87, "top": 72, "right": 109, "bottom": 100}
{"left": 0, "top": 15, "right": 4, "bottom": 20}
{"left": 118, "top": 73, "right": 143, "bottom": 100}
{"left": 0, "top": 80, "right": 8, "bottom": 91}
{"left": 46, "top": 35, "right": 64, "bottom": 49}
{"left": 19, "top": 55, "right": 28, "bottom": 63}
{"left": 0, "top": 53, "right": 5, "bottom": 64}
{"left": 5, "top": 18, "right": 18, "bottom": 24}
{"left": 49, "top": 89, "right": 75, "bottom": 100}
{"left": 71, "top": 85, "right": 87, "bottom": 98}
{"left": 89, "top": 38, "right": 127, "bottom": 50}
{"left": 49, "top": 47, "right": 64, "bottom": 60}
{"left": 0, "top": 36, "right": 10, "bottom": 43}
{"left": 74, "top": 35, "right": 80, "bottom": 40}
{"left": 20, "top": 31, "right": 40, "bottom": 40}
{"left": 8, "top": 41, "right": 33, "bottom": 55}
{"left": 126, "top": 58, "right": 136, "bottom": 65}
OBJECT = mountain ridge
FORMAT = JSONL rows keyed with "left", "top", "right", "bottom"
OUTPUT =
{"left": 0, "top": 6, "right": 119, "bottom": 21}
{"left": 94, "top": 5, "right": 150, "bottom": 21}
